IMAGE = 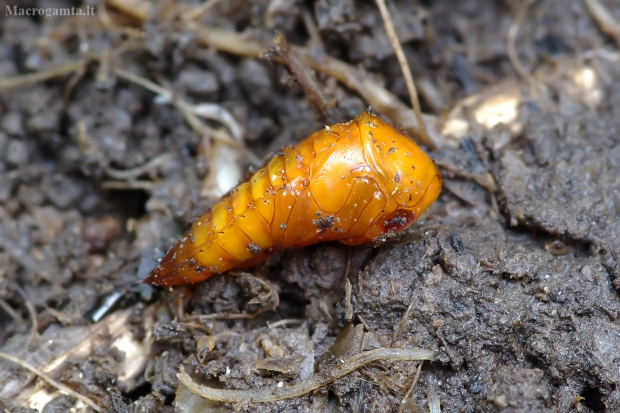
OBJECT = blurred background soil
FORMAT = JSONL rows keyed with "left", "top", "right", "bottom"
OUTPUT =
{"left": 1, "top": 0, "right": 620, "bottom": 412}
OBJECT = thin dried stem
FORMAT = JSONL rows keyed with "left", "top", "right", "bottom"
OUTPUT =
{"left": 101, "top": 180, "right": 155, "bottom": 191}
{"left": 397, "top": 361, "right": 424, "bottom": 413}
{"left": 265, "top": 34, "right": 337, "bottom": 123}
{"left": 0, "top": 351, "right": 102, "bottom": 412}
{"left": 98, "top": 1, "right": 145, "bottom": 38}
{"left": 0, "top": 60, "right": 86, "bottom": 91}
{"left": 179, "top": 348, "right": 435, "bottom": 403}
{"left": 113, "top": 68, "right": 253, "bottom": 155}
{"left": 375, "top": 0, "right": 429, "bottom": 147}
{"left": 186, "top": 307, "right": 271, "bottom": 321}
{"left": 186, "top": 24, "right": 442, "bottom": 148}
{"left": 182, "top": 0, "right": 222, "bottom": 21}
{"left": 427, "top": 371, "right": 441, "bottom": 413}
{"left": 267, "top": 319, "right": 304, "bottom": 329}
{"left": 507, "top": 0, "right": 539, "bottom": 86}
{"left": 301, "top": 8, "right": 324, "bottom": 53}
{"left": 582, "top": 0, "right": 620, "bottom": 47}
{"left": 0, "top": 298, "right": 23, "bottom": 325}
{"left": 16, "top": 287, "right": 39, "bottom": 346}
{"left": 105, "top": 0, "right": 150, "bottom": 21}
{"left": 112, "top": 68, "right": 172, "bottom": 100}
{"left": 104, "top": 153, "right": 175, "bottom": 180}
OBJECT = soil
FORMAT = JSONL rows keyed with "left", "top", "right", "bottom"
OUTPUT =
{"left": 1, "top": 0, "right": 619, "bottom": 412}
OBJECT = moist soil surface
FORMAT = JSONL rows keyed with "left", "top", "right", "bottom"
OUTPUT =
{"left": 1, "top": 0, "right": 619, "bottom": 412}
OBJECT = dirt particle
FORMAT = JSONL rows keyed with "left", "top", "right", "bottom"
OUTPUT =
{"left": 247, "top": 242, "right": 262, "bottom": 254}
{"left": 312, "top": 215, "right": 335, "bottom": 233}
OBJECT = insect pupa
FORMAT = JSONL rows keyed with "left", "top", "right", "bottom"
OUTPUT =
{"left": 144, "top": 111, "right": 442, "bottom": 287}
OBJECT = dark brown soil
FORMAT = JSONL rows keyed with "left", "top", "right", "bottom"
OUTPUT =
{"left": 1, "top": 0, "right": 619, "bottom": 412}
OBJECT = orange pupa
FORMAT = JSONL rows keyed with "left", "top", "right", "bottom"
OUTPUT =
{"left": 144, "top": 111, "right": 442, "bottom": 287}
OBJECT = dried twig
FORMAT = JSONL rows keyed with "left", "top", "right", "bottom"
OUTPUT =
{"left": 582, "top": 0, "right": 620, "bottom": 47}
{"left": 112, "top": 67, "right": 258, "bottom": 198}
{"left": 265, "top": 34, "right": 338, "bottom": 124}
{"left": 344, "top": 278, "right": 354, "bottom": 322}
{"left": 192, "top": 103, "right": 244, "bottom": 142}
{"left": 105, "top": 0, "right": 150, "bottom": 21}
{"left": 0, "top": 60, "right": 86, "bottom": 91}
{"left": 391, "top": 296, "right": 417, "bottom": 346}
{"left": 104, "top": 153, "right": 175, "bottom": 181}
{"left": 375, "top": 0, "right": 429, "bottom": 147}
{"left": 101, "top": 180, "right": 155, "bottom": 191}
{"left": 433, "top": 160, "right": 496, "bottom": 192}
{"left": 507, "top": 0, "right": 539, "bottom": 86}
{"left": 112, "top": 68, "right": 254, "bottom": 159}
{"left": 301, "top": 7, "right": 324, "bottom": 54}
{"left": 427, "top": 371, "right": 441, "bottom": 413}
{"left": 397, "top": 361, "right": 424, "bottom": 413}
{"left": 0, "top": 298, "right": 23, "bottom": 325}
{"left": 98, "top": 1, "right": 145, "bottom": 38}
{"left": 179, "top": 347, "right": 435, "bottom": 403}
{"left": 182, "top": 0, "right": 222, "bottom": 21}
{"left": 0, "top": 352, "right": 103, "bottom": 412}
{"left": 63, "top": 61, "right": 88, "bottom": 106}
{"left": 267, "top": 318, "right": 304, "bottom": 329}
{"left": 186, "top": 24, "right": 443, "bottom": 148}
{"left": 16, "top": 287, "right": 39, "bottom": 346}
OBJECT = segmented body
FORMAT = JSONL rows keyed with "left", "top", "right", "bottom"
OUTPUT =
{"left": 144, "top": 111, "right": 441, "bottom": 287}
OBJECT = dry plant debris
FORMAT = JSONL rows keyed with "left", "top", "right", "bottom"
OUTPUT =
{"left": 1, "top": 0, "right": 620, "bottom": 411}
{"left": 178, "top": 347, "right": 435, "bottom": 404}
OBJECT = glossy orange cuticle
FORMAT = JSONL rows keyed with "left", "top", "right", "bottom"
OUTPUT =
{"left": 144, "top": 111, "right": 442, "bottom": 287}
